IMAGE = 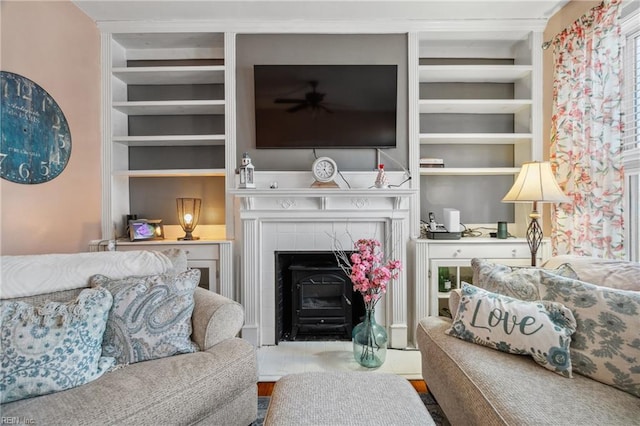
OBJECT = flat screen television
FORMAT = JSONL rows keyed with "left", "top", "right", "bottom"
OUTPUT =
{"left": 254, "top": 65, "right": 398, "bottom": 149}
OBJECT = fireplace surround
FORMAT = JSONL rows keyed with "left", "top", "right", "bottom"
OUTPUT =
{"left": 232, "top": 176, "right": 414, "bottom": 348}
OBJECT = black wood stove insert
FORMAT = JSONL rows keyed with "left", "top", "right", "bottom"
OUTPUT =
{"left": 275, "top": 251, "right": 364, "bottom": 342}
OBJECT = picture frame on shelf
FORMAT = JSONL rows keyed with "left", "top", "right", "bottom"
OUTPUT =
{"left": 128, "top": 219, "right": 164, "bottom": 241}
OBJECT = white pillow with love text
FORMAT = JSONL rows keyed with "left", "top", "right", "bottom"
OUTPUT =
{"left": 446, "top": 282, "right": 577, "bottom": 378}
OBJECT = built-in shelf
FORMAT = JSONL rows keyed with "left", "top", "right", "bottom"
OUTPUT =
{"left": 112, "top": 66, "right": 225, "bottom": 85}
{"left": 113, "top": 168, "right": 226, "bottom": 177}
{"left": 419, "top": 133, "right": 532, "bottom": 145}
{"left": 419, "top": 167, "right": 520, "bottom": 176}
{"left": 104, "top": 31, "right": 230, "bottom": 241}
{"left": 110, "top": 33, "right": 225, "bottom": 59}
{"left": 112, "top": 100, "right": 225, "bottom": 115}
{"left": 419, "top": 65, "right": 532, "bottom": 83}
{"left": 419, "top": 99, "right": 532, "bottom": 114}
{"left": 112, "top": 135, "right": 226, "bottom": 146}
{"left": 417, "top": 30, "right": 539, "bottom": 257}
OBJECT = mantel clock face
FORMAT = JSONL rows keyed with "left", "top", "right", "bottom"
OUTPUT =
{"left": 312, "top": 156, "right": 338, "bottom": 183}
{"left": 1, "top": 71, "right": 72, "bottom": 184}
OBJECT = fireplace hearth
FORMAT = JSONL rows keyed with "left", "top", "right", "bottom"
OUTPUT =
{"left": 275, "top": 251, "right": 364, "bottom": 342}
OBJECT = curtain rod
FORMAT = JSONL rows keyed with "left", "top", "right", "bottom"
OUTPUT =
{"left": 541, "top": 1, "right": 602, "bottom": 49}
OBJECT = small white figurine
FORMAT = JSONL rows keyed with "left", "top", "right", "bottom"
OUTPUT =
{"left": 375, "top": 164, "right": 389, "bottom": 189}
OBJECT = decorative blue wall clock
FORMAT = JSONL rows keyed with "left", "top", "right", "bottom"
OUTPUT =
{"left": 1, "top": 71, "right": 72, "bottom": 184}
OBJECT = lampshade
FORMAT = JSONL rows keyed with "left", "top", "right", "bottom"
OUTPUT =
{"left": 502, "top": 161, "right": 569, "bottom": 203}
{"left": 176, "top": 198, "right": 202, "bottom": 241}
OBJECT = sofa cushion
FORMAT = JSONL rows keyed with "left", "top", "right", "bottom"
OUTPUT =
{"left": 1, "top": 338, "right": 258, "bottom": 425}
{"left": 90, "top": 269, "right": 200, "bottom": 365}
{"left": 417, "top": 316, "right": 640, "bottom": 426}
{"left": 471, "top": 258, "right": 578, "bottom": 301}
{"left": 1, "top": 251, "right": 174, "bottom": 299}
{"left": 0, "top": 288, "right": 115, "bottom": 403}
{"left": 162, "top": 248, "right": 189, "bottom": 275}
{"left": 446, "top": 283, "right": 577, "bottom": 377}
{"left": 538, "top": 271, "right": 640, "bottom": 397}
{"left": 541, "top": 255, "right": 640, "bottom": 291}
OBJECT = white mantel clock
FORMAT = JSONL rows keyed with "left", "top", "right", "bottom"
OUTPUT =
{"left": 311, "top": 156, "right": 338, "bottom": 187}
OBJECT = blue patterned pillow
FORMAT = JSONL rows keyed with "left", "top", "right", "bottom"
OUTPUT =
{"left": 537, "top": 271, "right": 640, "bottom": 397}
{"left": 471, "top": 258, "right": 579, "bottom": 301}
{"left": 90, "top": 269, "right": 200, "bottom": 365}
{"left": 0, "top": 288, "right": 115, "bottom": 403}
{"left": 446, "top": 283, "right": 577, "bottom": 378}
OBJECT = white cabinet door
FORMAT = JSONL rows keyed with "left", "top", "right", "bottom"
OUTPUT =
{"left": 416, "top": 238, "right": 549, "bottom": 318}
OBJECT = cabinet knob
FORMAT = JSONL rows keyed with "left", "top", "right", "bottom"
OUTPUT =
{"left": 453, "top": 249, "right": 461, "bottom": 257}
{"left": 512, "top": 249, "right": 517, "bottom": 257}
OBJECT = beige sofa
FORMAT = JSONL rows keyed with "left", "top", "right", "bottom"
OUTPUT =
{"left": 0, "top": 251, "right": 257, "bottom": 425}
{"left": 417, "top": 256, "right": 640, "bottom": 426}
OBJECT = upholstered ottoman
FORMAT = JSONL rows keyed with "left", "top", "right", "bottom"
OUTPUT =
{"left": 264, "top": 371, "right": 434, "bottom": 425}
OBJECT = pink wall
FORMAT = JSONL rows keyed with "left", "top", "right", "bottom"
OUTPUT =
{"left": 1, "top": 0, "right": 101, "bottom": 255}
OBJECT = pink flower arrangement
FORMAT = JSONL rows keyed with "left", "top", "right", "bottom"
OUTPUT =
{"left": 343, "top": 238, "right": 402, "bottom": 309}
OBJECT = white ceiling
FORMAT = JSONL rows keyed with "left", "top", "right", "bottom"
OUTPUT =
{"left": 72, "top": 0, "right": 570, "bottom": 23}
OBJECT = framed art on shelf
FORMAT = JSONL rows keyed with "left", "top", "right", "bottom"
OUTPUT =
{"left": 128, "top": 219, "right": 164, "bottom": 241}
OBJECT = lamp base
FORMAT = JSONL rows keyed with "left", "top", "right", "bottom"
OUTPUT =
{"left": 526, "top": 216, "right": 543, "bottom": 267}
{"left": 178, "top": 230, "right": 199, "bottom": 241}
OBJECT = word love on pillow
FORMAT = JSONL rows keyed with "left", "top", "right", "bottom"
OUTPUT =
{"left": 446, "top": 283, "right": 577, "bottom": 377}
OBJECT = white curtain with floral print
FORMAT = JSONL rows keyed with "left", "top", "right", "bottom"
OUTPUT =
{"left": 550, "top": 0, "right": 625, "bottom": 259}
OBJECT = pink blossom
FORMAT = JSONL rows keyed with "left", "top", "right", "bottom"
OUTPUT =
{"left": 339, "top": 238, "right": 402, "bottom": 310}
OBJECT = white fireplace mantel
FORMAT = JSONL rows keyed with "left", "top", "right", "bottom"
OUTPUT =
{"left": 231, "top": 186, "right": 416, "bottom": 348}
{"left": 231, "top": 188, "right": 415, "bottom": 212}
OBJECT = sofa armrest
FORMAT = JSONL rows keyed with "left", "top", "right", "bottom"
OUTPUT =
{"left": 191, "top": 287, "right": 245, "bottom": 350}
{"left": 447, "top": 289, "right": 462, "bottom": 318}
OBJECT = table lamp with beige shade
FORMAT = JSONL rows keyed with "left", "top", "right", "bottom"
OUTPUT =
{"left": 502, "top": 161, "right": 570, "bottom": 266}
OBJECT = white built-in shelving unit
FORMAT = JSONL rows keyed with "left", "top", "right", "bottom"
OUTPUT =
{"left": 415, "top": 28, "right": 543, "bottom": 233}
{"left": 102, "top": 32, "right": 233, "bottom": 240}
{"left": 97, "top": 20, "right": 547, "bottom": 333}
{"left": 413, "top": 27, "right": 545, "bottom": 320}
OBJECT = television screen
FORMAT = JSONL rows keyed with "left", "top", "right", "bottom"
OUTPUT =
{"left": 254, "top": 65, "right": 397, "bottom": 149}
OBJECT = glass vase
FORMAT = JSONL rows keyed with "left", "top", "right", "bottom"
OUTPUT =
{"left": 353, "top": 308, "right": 388, "bottom": 368}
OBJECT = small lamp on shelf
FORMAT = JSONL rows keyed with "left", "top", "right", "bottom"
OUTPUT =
{"left": 502, "top": 161, "right": 569, "bottom": 266}
{"left": 176, "top": 198, "right": 202, "bottom": 241}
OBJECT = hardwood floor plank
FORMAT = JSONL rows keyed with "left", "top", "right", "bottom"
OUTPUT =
{"left": 258, "top": 379, "right": 427, "bottom": 396}
{"left": 258, "top": 381, "right": 275, "bottom": 396}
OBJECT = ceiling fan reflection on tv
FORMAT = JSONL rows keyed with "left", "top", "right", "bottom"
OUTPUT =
{"left": 273, "top": 81, "right": 334, "bottom": 113}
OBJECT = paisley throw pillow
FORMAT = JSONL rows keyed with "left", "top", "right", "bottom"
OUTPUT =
{"left": 0, "top": 288, "right": 115, "bottom": 403}
{"left": 90, "top": 269, "right": 200, "bottom": 365}
{"left": 446, "top": 282, "right": 577, "bottom": 378}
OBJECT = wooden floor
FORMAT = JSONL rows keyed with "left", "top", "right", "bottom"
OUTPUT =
{"left": 258, "top": 379, "right": 427, "bottom": 396}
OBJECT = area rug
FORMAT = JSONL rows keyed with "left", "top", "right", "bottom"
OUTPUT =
{"left": 251, "top": 392, "right": 450, "bottom": 425}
